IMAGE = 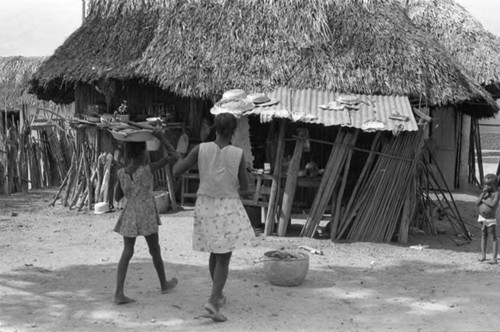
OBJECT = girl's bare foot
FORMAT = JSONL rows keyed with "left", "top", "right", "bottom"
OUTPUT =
{"left": 478, "top": 257, "right": 487, "bottom": 262}
{"left": 217, "top": 295, "right": 227, "bottom": 307}
{"left": 161, "top": 277, "right": 178, "bottom": 294}
{"left": 114, "top": 295, "right": 136, "bottom": 305}
{"left": 488, "top": 260, "right": 498, "bottom": 265}
{"left": 204, "top": 301, "right": 228, "bottom": 322}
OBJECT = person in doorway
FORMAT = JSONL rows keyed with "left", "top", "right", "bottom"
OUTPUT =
{"left": 476, "top": 173, "right": 499, "bottom": 264}
{"left": 173, "top": 112, "right": 256, "bottom": 322}
{"left": 113, "top": 130, "right": 179, "bottom": 304}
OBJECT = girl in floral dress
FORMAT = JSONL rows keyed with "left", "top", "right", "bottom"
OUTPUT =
{"left": 173, "top": 112, "right": 256, "bottom": 322}
{"left": 113, "top": 130, "right": 179, "bottom": 304}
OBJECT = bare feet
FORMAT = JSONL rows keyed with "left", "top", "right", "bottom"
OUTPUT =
{"left": 204, "top": 301, "right": 228, "bottom": 322}
{"left": 217, "top": 295, "right": 227, "bottom": 308}
{"left": 161, "top": 277, "right": 178, "bottom": 294}
{"left": 114, "top": 295, "right": 136, "bottom": 305}
{"left": 478, "top": 257, "right": 487, "bottom": 262}
{"left": 488, "top": 260, "right": 498, "bottom": 265}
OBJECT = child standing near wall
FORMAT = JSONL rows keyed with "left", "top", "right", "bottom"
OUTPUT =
{"left": 476, "top": 173, "right": 499, "bottom": 265}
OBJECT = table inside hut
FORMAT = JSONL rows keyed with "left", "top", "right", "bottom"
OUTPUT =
{"left": 180, "top": 171, "right": 322, "bottom": 226}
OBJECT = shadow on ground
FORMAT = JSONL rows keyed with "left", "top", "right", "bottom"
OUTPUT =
{"left": 0, "top": 257, "right": 498, "bottom": 331}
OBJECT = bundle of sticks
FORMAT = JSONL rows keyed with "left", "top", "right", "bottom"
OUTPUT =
{"left": 51, "top": 140, "right": 116, "bottom": 211}
{"left": 1, "top": 121, "right": 70, "bottom": 194}
{"left": 338, "top": 131, "right": 425, "bottom": 242}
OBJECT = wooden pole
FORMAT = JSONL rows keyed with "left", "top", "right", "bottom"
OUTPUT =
{"left": 277, "top": 128, "right": 307, "bottom": 236}
{"left": 165, "top": 164, "right": 178, "bottom": 212}
{"left": 82, "top": 144, "right": 92, "bottom": 211}
{"left": 99, "top": 153, "right": 113, "bottom": 203}
{"left": 330, "top": 130, "right": 358, "bottom": 240}
{"left": 474, "top": 119, "right": 484, "bottom": 184}
{"left": 264, "top": 119, "right": 287, "bottom": 236}
{"left": 301, "top": 129, "right": 357, "bottom": 237}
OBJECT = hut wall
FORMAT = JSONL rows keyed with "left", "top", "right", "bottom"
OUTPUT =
{"left": 430, "top": 107, "right": 457, "bottom": 189}
{"left": 75, "top": 80, "right": 210, "bottom": 156}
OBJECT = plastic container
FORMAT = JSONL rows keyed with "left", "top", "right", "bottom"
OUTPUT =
{"left": 262, "top": 250, "right": 309, "bottom": 287}
{"left": 147, "top": 137, "right": 161, "bottom": 151}
{"left": 154, "top": 191, "right": 170, "bottom": 213}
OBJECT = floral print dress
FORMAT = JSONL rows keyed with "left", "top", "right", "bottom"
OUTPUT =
{"left": 193, "top": 142, "right": 256, "bottom": 253}
{"left": 114, "top": 165, "right": 161, "bottom": 237}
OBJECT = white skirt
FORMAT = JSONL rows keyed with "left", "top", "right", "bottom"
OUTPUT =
{"left": 193, "top": 195, "right": 256, "bottom": 253}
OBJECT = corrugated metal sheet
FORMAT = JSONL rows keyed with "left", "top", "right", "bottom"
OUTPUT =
{"left": 249, "top": 87, "right": 418, "bottom": 132}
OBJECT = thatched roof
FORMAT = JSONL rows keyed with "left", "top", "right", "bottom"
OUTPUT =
{"left": 401, "top": 0, "right": 500, "bottom": 90}
{"left": 31, "top": 0, "right": 499, "bottom": 115}
{"left": 30, "top": 0, "right": 162, "bottom": 103}
{"left": 135, "top": 0, "right": 497, "bottom": 114}
{"left": 0, "top": 56, "right": 46, "bottom": 108}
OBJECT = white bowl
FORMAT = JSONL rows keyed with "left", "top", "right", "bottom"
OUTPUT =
{"left": 94, "top": 202, "right": 110, "bottom": 214}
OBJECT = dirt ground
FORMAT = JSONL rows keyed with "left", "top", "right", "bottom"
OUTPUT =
{"left": 1, "top": 187, "right": 500, "bottom": 332}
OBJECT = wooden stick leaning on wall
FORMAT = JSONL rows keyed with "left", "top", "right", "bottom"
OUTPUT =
{"left": 300, "top": 129, "right": 344, "bottom": 237}
{"left": 99, "top": 153, "right": 114, "bottom": 203}
{"left": 82, "top": 143, "right": 93, "bottom": 211}
{"left": 63, "top": 152, "right": 82, "bottom": 206}
{"left": 330, "top": 129, "right": 359, "bottom": 240}
{"left": 165, "top": 164, "right": 178, "bottom": 212}
{"left": 277, "top": 128, "right": 307, "bottom": 236}
{"left": 336, "top": 132, "right": 381, "bottom": 239}
{"left": 264, "top": 118, "right": 287, "bottom": 236}
{"left": 50, "top": 153, "right": 76, "bottom": 206}
{"left": 300, "top": 129, "right": 358, "bottom": 238}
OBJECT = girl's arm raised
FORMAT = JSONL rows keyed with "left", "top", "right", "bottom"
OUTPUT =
{"left": 173, "top": 145, "right": 199, "bottom": 178}
{"left": 150, "top": 130, "right": 180, "bottom": 172}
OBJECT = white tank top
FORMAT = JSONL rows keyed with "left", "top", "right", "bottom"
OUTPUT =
{"left": 197, "top": 142, "right": 243, "bottom": 198}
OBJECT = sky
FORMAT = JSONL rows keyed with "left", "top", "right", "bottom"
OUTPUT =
{"left": 0, "top": 0, "right": 499, "bottom": 57}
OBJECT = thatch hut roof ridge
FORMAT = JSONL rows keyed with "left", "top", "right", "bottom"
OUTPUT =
{"left": 401, "top": 0, "right": 500, "bottom": 87}
{"left": 30, "top": 0, "right": 163, "bottom": 103}
{"left": 30, "top": 0, "right": 499, "bottom": 115}
{"left": 134, "top": 0, "right": 497, "bottom": 115}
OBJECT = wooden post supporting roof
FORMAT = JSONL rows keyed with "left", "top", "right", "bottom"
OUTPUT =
{"left": 264, "top": 119, "right": 287, "bottom": 236}
{"left": 277, "top": 128, "right": 307, "bottom": 236}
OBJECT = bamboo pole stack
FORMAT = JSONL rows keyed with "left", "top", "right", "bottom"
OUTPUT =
{"left": 300, "top": 129, "right": 358, "bottom": 237}
{"left": 338, "top": 131, "right": 424, "bottom": 242}
{"left": 415, "top": 142, "right": 471, "bottom": 242}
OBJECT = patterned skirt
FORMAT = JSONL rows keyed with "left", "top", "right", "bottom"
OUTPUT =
{"left": 193, "top": 195, "right": 256, "bottom": 253}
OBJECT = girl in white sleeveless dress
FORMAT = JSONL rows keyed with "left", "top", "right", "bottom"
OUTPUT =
{"left": 174, "top": 113, "right": 255, "bottom": 322}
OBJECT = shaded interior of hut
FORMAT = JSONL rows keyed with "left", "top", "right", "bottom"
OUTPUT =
{"left": 43, "top": 77, "right": 468, "bottom": 242}
{"left": 167, "top": 110, "right": 382, "bottom": 236}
